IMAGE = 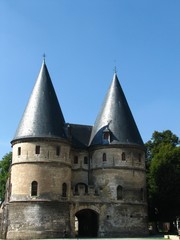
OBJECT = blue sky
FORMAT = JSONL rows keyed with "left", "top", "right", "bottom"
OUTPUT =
{"left": 0, "top": 0, "right": 180, "bottom": 159}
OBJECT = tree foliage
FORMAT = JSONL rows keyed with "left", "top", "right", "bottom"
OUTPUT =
{"left": 146, "top": 130, "right": 180, "bottom": 222}
{"left": 145, "top": 130, "right": 179, "bottom": 170}
{"left": 0, "top": 152, "right": 12, "bottom": 201}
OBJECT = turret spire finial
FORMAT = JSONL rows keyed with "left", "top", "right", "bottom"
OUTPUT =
{"left": 43, "top": 53, "right": 46, "bottom": 63}
{"left": 114, "top": 59, "right": 117, "bottom": 74}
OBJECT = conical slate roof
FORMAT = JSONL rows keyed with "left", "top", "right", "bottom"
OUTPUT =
{"left": 12, "top": 61, "right": 66, "bottom": 142}
{"left": 89, "top": 73, "right": 143, "bottom": 146}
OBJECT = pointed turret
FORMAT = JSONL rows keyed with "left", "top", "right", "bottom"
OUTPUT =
{"left": 12, "top": 61, "right": 66, "bottom": 142}
{"left": 89, "top": 73, "right": 143, "bottom": 146}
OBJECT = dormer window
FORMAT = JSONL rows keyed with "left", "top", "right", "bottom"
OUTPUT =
{"left": 103, "top": 132, "right": 109, "bottom": 139}
{"left": 103, "top": 127, "right": 110, "bottom": 143}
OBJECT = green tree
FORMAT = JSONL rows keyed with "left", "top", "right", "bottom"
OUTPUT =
{"left": 0, "top": 152, "right": 12, "bottom": 201}
{"left": 145, "top": 130, "right": 179, "bottom": 171}
{"left": 146, "top": 130, "right": 180, "bottom": 227}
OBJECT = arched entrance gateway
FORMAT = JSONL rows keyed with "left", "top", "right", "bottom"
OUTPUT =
{"left": 75, "top": 209, "right": 99, "bottom": 237}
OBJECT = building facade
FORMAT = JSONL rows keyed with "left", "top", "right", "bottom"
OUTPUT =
{"left": 0, "top": 61, "right": 148, "bottom": 239}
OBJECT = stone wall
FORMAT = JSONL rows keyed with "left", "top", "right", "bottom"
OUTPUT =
{"left": 10, "top": 140, "right": 72, "bottom": 202}
{"left": 11, "top": 163, "right": 71, "bottom": 201}
{"left": 6, "top": 201, "right": 71, "bottom": 240}
{"left": 89, "top": 146, "right": 146, "bottom": 202}
{"left": 98, "top": 203, "right": 148, "bottom": 237}
{"left": 12, "top": 141, "right": 70, "bottom": 164}
{"left": 2, "top": 139, "right": 148, "bottom": 239}
{"left": 70, "top": 201, "right": 148, "bottom": 237}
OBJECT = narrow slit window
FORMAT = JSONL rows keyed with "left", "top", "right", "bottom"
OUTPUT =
{"left": 62, "top": 183, "right": 67, "bottom": 197}
{"left": 138, "top": 153, "right": 142, "bottom": 162}
{"left": 140, "top": 188, "right": 144, "bottom": 201}
{"left": 18, "top": 147, "right": 21, "bottom": 156}
{"left": 117, "top": 185, "right": 123, "bottom": 200}
{"left": 103, "top": 153, "right": 106, "bottom": 161}
{"left": 56, "top": 146, "right": 60, "bottom": 156}
{"left": 35, "top": 145, "right": 40, "bottom": 154}
{"left": 121, "top": 152, "right": 126, "bottom": 161}
{"left": 31, "top": 181, "right": 38, "bottom": 196}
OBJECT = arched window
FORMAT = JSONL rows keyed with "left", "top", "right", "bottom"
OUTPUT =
{"left": 103, "top": 153, "right": 106, "bottom": 161}
{"left": 31, "top": 181, "right": 38, "bottom": 196}
{"left": 121, "top": 152, "right": 126, "bottom": 161}
{"left": 62, "top": 183, "right": 67, "bottom": 197}
{"left": 74, "top": 183, "right": 88, "bottom": 195}
{"left": 117, "top": 185, "right": 123, "bottom": 200}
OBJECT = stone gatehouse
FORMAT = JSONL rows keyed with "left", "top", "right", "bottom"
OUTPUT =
{"left": 0, "top": 60, "right": 148, "bottom": 239}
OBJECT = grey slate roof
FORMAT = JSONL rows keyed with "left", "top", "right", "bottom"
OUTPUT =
{"left": 67, "top": 124, "right": 92, "bottom": 149}
{"left": 12, "top": 61, "right": 66, "bottom": 142}
{"left": 89, "top": 73, "right": 144, "bottom": 146}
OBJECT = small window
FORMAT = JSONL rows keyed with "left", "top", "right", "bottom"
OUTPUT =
{"left": 18, "top": 147, "right": 21, "bottom": 156}
{"left": 103, "top": 132, "right": 109, "bottom": 140}
{"left": 117, "top": 185, "right": 123, "bottom": 200}
{"left": 84, "top": 156, "right": 88, "bottom": 164}
{"left": 138, "top": 153, "right": 142, "bottom": 162}
{"left": 102, "top": 128, "right": 110, "bottom": 144}
{"left": 31, "top": 181, "right": 38, "bottom": 196}
{"left": 62, "top": 183, "right": 67, "bottom": 197}
{"left": 35, "top": 145, "right": 40, "bottom": 154}
{"left": 74, "top": 156, "right": 78, "bottom": 164}
{"left": 56, "top": 146, "right": 60, "bottom": 156}
{"left": 121, "top": 152, "right": 126, "bottom": 161}
{"left": 103, "top": 153, "right": 106, "bottom": 161}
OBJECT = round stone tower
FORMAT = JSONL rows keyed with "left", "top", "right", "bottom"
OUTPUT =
{"left": 7, "top": 61, "right": 71, "bottom": 239}
{"left": 89, "top": 73, "right": 148, "bottom": 237}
